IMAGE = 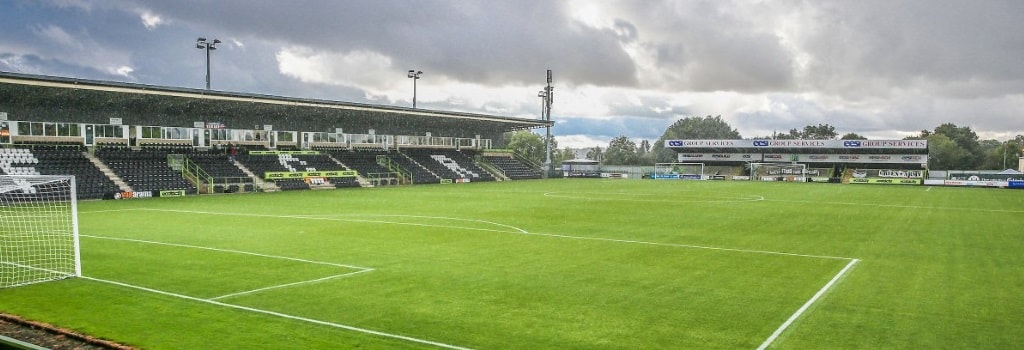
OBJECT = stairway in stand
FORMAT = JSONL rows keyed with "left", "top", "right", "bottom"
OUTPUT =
{"left": 83, "top": 151, "right": 132, "bottom": 192}
{"left": 231, "top": 161, "right": 279, "bottom": 192}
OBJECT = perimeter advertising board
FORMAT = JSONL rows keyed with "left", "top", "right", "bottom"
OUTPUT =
{"left": 677, "top": 153, "right": 761, "bottom": 162}
{"left": 676, "top": 152, "right": 927, "bottom": 164}
{"left": 665, "top": 139, "right": 927, "bottom": 149}
{"left": 249, "top": 150, "right": 320, "bottom": 155}
{"left": 851, "top": 169, "right": 925, "bottom": 179}
{"left": 760, "top": 154, "right": 928, "bottom": 164}
{"left": 848, "top": 169, "right": 924, "bottom": 185}
{"left": 264, "top": 170, "right": 358, "bottom": 179}
{"left": 105, "top": 190, "right": 186, "bottom": 199}
{"left": 849, "top": 178, "right": 922, "bottom": 185}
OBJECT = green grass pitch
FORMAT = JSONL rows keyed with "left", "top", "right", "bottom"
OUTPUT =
{"left": 1, "top": 179, "right": 1023, "bottom": 349}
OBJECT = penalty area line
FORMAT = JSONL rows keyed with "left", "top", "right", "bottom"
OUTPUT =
{"left": 82, "top": 234, "right": 372, "bottom": 270}
{"left": 209, "top": 269, "right": 374, "bottom": 301}
{"left": 79, "top": 276, "right": 473, "bottom": 350}
{"left": 755, "top": 258, "right": 860, "bottom": 350}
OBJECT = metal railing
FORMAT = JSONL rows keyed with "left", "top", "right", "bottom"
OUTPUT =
{"left": 376, "top": 155, "right": 411, "bottom": 184}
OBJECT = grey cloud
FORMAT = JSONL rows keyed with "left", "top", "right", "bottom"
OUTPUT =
{"left": 797, "top": 0, "right": 1024, "bottom": 99}
{"left": 6, "top": 0, "right": 1024, "bottom": 143}
{"left": 118, "top": 0, "right": 638, "bottom": 87}
{"left": 612, "top": 19, "right": 638, "bottom": 43}
{"left": 600, "top": 0, "right": 797, "bottom": 93}
{"left": 556, "top": 116, "right": 671, "bottom": 141}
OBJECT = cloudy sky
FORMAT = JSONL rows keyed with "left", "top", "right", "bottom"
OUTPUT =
{"left": 1, "top": 0, "right": 1022, "bottom": 148}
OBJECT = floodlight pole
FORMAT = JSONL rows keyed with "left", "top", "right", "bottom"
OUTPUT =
{"left": 538, "top": 70, "right": 554, "bottom": 176}
{"left": 196, "top": 37, "right": 221, "bottom": 90}
{"left": 407, "top": 70, "right": 422, "bottom": 108}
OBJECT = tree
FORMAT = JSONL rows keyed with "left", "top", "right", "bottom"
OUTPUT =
{"left": 506, "top": 131, "right": 562, "bottom": 166}
{"left": 506, "top": 130, "right": 545, "bottom": 165}
{"left": 651, "top": 115, "right": 741, "bottom": 163}
{"left": 784, "top": 123, "right": 838, "bottom": 139}
{"left": 552, "top": 147, "right": 576, "bottom": 166}
{"left": 805, "top": 124, "right": 838, "bottom": 139}
{"left": 840, "top": 132, "right": 867, "bottom": 140}
{"left": 604, "top": 135, "right": 640, "bottom": 165}
{"left": 635, "top": 139, "right": 655, "bottom": 165}
{"left": 980, "top": 138, "right": 1023, "bottom": 170}
{"left": 544, "top": 135, "right": 559, "bottom": 164}
{"left": 586, "top": 146, "right": 604, "bottom": 163}
{"left": 775, "top": 130, "right": 798, "bottom": 139}
{"left": 932, "top": 123, "right": 981, "bottom": 168}
{"left": 927, "top": 133, "right": 972, "bottom": 170}
{"left": 636, "top": 139, "right": 651, "bottom": 158}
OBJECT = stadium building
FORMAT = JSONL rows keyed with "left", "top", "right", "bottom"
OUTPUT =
{"left": 661, "top": 138, "right": 929, "bottom": 184}
{"left": 0, "top": 72, "right": 552, "bottom": 199}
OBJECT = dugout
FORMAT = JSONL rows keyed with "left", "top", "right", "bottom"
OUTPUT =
{"left": 561, "top": 158, "right": 601, "bottom": 178}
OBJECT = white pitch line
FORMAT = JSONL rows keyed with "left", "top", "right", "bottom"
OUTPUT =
{"left": 210, "top": 269, "right": 374, "bottom": 301}
{"left": 520, "top": 231, "right": 855, "bottom": 261}
{"left": 755, "top": 258, "right": 860, "bottom": 350}
{"left": 118, "top": 208, "right": 525, "bottom": 235}
{"left": 80, "top": 276, "right": 473, "bottom": 350}
{"left": 763, "top": 198, "right": 1024, "bottom": 214}
{"left": 543, "top": 191, "right": 765, "bottom": 203}
{"left": 306, "top": 213, "right": 529, "bottom": 234}
{"left": 85, "top": 207, "right": 862, "bottom": 347}
{"left": 90, "top": 208, "right": 853, "bottom": 260}
{"left": 82, "top": 234, "right": 371, "bottom": 270}
{"left": 78, "top": 208, "right": 141, "bottom": 214}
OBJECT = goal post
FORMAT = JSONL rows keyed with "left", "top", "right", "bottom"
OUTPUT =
{"left": 749, "top": 163, "right": 808, "bottom": 182}
{"left": 0, "top": 175, "right": 80, "bottom": 288}
{"left": 652, "top": 163, "right": 705, "bottom": 180}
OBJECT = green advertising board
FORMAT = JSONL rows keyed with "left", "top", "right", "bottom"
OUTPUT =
{"left": 264, "top": 170, "right": 358, "bottom": 179}
{"left": 159, "top": 190, "right": 187, "bottom": 197}
{"left": 249, "top": 150, "right": 321, "bottom": 155}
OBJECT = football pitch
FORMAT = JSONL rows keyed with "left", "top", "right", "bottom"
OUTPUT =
{"left": 1, "top": 179, "right": 1023, "bottom": 349}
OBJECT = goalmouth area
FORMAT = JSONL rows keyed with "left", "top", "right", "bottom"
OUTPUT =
{"left": 1, "top": 179, "right": 1023, "bottom": 349}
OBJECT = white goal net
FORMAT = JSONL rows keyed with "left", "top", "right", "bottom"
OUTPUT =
{"left": 0, "top": 175, "right": 80, "bottom": 288}
{"left": 652, "top": 163, "right": 705, "bottom": 180}
{"left": 750, "top": 163, "right": 808, "bottom": 182}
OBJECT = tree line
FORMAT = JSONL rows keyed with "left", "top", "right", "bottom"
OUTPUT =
{"left": 505, "top": 115, "right": 1023, "bottom": 170}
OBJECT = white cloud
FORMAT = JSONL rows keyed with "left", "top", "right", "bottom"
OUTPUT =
{"left": 34, "top": 25, "right": 81, "bottom": 49}
{"left": 47, "top": 0, "right": 93, "bottom": 11}
{"left": 140, "top": 11, "right": 163, "bottom": 29}
{"left": 555, "top": 134, "right": 610, "bottom": 150}
{"left": 5, "top": 0, "right": 1024, "bottom": 143}
{"left": 28, "top": 23, "right": 134, "bottom": 81}
{"left": 109, "top": 65, "right": 134, "bottom": 78}
{"left": 276, "top": 47, "right": 394, "bottom": 90}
